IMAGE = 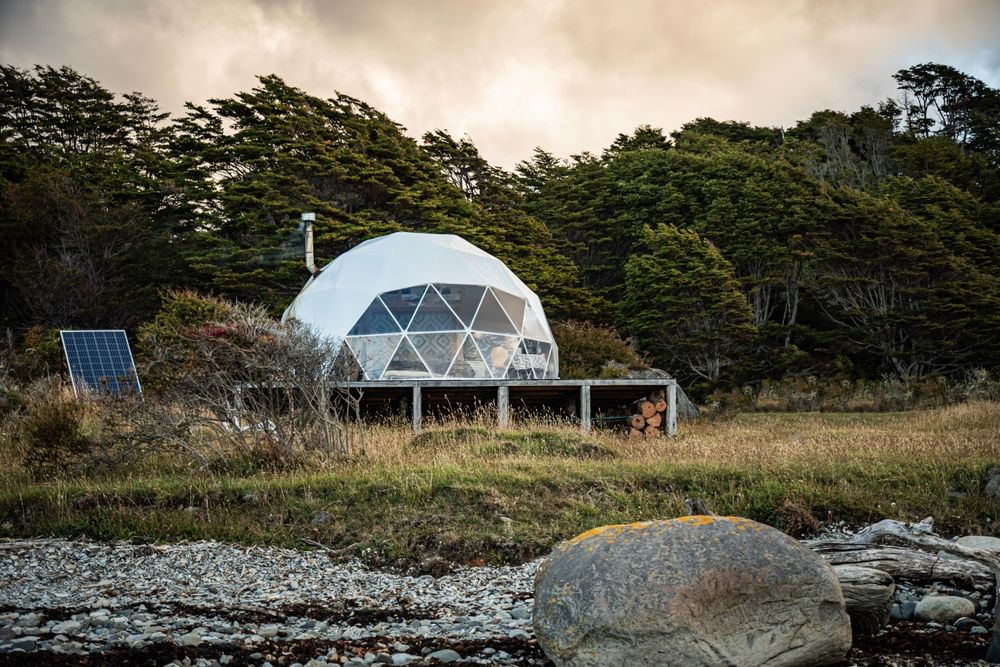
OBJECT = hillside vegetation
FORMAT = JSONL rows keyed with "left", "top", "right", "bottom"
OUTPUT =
{"left": 1, "top": 62, "right": 999, "bottom": 395}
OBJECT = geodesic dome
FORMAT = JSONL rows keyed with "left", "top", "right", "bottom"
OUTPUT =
{"left": 282, "top": 232, "right": 558, "bottom": 380}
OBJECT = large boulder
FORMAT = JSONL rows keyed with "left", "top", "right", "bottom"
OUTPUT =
{"left": 534, "top": 516, "right": 852, "bottom": 667}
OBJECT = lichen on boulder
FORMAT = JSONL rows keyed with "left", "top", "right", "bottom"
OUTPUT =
{"left": 533, "top": 516, "right": 852, "bottom": 667}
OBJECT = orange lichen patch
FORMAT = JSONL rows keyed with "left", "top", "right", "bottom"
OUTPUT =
{"left": 561, "top": 516, "right": 765, "bottom": 551}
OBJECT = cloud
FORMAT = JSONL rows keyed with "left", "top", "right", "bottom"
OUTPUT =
{"left": 2, "top": 0, "right": 998, "bottom": 167}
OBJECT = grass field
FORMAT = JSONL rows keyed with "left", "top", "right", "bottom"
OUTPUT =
{"left": 1, "top": 402, "right": 998, "bottom": 570}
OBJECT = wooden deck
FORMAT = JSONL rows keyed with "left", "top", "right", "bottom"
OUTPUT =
{"left": 342, "top": 378, "right": 679, "bottom": 435}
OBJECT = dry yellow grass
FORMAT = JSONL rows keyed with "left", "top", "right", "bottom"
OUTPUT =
{"left": 1, "top": 402, "right": 997, "bottom": 567}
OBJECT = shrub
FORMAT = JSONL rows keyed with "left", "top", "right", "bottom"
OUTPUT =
{"left": 17, "top": 384, "right": 94, "bottom": 479}
{"left": 553, "top": 320, "right": 647, "bottom": 379}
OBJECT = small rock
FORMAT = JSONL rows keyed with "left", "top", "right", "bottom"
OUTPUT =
{"left": 258, "top": 624, "right": 281, "bottom": 638}
{"left": 9, "top": 637, "right": 36, "bottom": 651}
{"left": 508, "top": 628, "right": 531, "bottom": 641}
{"left": 51, "top": 621, "right": 81, "bottom": 635}
{"left": 425, "top": 649, "right": 461, "bottom": 663}
{"left": 901, "top": 601, "right": 917, "bottom": 620}
{"left": 971, "top": 626, "right": 989, "bottom": 635}
{"left": 177, "top": 631, "right": 202, "bottom": 647}
{"left": 914, "top": 595, "right": 977, "bottom": 622}
{"left": 391, "top": 653, "right": 418, "bottom": 665}
{"left": 510, "top": 607, "right": 531, "bottom": 620}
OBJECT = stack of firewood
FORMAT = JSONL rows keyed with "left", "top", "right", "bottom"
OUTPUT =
{"left": 628, "top": 391, "right": 667, "bottom": 438}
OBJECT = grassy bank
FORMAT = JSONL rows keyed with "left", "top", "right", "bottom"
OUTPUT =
{"left": 2, "top": 402, "right": 999, "bottom": 569}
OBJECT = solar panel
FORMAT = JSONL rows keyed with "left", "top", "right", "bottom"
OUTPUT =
{"left": 60, "top": 330, "right": 142, "bottom": 397}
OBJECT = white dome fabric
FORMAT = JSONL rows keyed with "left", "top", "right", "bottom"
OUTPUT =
{"left": 282, "top": 232, "right": 558, "bottom": 380}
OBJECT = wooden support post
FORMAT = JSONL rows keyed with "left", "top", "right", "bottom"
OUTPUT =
{"left": 412, "top": 385, "right": 422, "bottom": 432}
{"left": 666, "top": 383, "right": 678, "bottom": 437}
{"left": 580, "top": 384, "right": 592, "bottom": 433}
{"left": 497, "top": 385, "right": 509, "bottom": 430}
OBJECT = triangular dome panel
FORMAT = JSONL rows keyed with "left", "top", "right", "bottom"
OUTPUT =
{"left": 409, "top": 286, "right": 464, "bottom": 332}
{"left": 382, "top": 336, "right": 431, "bottom": 379}
{"left": 472, "top": 289, "right": 517, "bottom": 335}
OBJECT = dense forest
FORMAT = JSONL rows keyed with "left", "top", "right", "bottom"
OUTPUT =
{"left": 1, "top": 63, "right": 998, "bottom": 395}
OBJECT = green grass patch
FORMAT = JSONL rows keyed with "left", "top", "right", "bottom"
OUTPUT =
{"left": 2, "top": 404, "right": 998, "bottom": 570}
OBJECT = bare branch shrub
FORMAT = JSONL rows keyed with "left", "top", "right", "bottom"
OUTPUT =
{"left": 141, "top": 297, "right": 362, "bottom": 463}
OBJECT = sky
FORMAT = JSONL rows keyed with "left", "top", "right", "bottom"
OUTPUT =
{"left": 2, "top": 0, "right": 999, "bottom": 167}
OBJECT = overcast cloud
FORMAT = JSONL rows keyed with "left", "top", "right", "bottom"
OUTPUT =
{"left": 2, "top": 0, "right": 998, "bottom": 166}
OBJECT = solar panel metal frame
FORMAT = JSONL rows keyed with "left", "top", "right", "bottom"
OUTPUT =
{"left": 60, "top": 329, "right": 142, "bottom": 397}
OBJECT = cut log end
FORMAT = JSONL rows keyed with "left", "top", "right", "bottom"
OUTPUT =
{"left": 630, "top": 414, "right": 646, "bottom": 429}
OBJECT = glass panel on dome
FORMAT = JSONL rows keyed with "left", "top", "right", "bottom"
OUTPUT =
{"left": 473, "top": 332, "right": 519, "bottom": 378}
{"left": 382, "top": 337, "right": 431, "bottom": 378}
{"left": 334, "top": 343, "right": 364, "bottom": 381}
{"left": 521, "top": 305, "right": 549, "bottom": 340}
{"left": 507, "top": 338, "right": 551, "bottom": 379}
{"left": 348, "top": 298, "right": 400, "bottom": 336}
{"left": 471, "top": 289, "right": 517, "bottom": 335}
{"left": 434, "top": 284, "right": 485, "bottom": 328}
{"left": 410, "top": 332, "right": 463, "bottom": 376}
{"left": 545, "top": 347, "right": 559, "bottom": 379}
{"left": 378, "top": 285, "right": 427, "bottom": 331}
{"left": 493, "top": 288, "right": 526, "bottom": 331}
{"left": 346, "top": 334, "right": 402, "bottom": 380}
{"left": 447, "top": 334, "right": 490, "bottom": 378}
{"left": 408, "top": 285, "right": 463, "bottom": 332}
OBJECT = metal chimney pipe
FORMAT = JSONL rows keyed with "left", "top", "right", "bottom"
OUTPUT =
{"left": 301, "top": 212, "right": 317, "bottom": 275}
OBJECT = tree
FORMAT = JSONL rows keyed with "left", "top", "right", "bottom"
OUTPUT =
{"left": 620, "top": 225, "right": 755, "bottom": 385}
{"left": 810, "top": 188, "right": 1000, "bottom": 379}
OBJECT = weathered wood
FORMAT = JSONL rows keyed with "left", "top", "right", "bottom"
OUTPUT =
{"left": 654, "top": 398, "right": 668, "bottom": 413}
{"left": 808, "top": 540, "right": 994, "bottom": 588}
{"left": 643, "top": 424, "right": 660, "bottom": 437}
{"left": 629, "top": 414, "right": 646, "bottom": 429}
{"left": 580, "top": 385, "right": 591, "bottom": 433}
{"left": 628, "top": 427, "right": 644, "bottom": 439}
{"left": 848, "top": 518, "right": 1000, "bottom": 662}
{"left": 666, "top": 384, "right": 678, "bottom": 436}
{"left": 639, "top": 400, "right": 657, "bottom": 419}
{"left": 411, "top": 385, "right": 422, "bottom": 432}
{"left": 497, "top": 385, "right": 509, "bottom": 430}
{"left": 684, "top": 498, "right": 714, "bottom": 515}
{"left": 645, "top": 412, "right": 662, "bottom": 428}
{"left": 832, "top": 565, "right": 895, "bottom": 636}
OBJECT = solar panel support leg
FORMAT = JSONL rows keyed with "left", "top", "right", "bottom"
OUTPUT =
{"left": 497, "top": 385, "right": 509, "bottom": 429}
{"left": 580, "top": 384, "right": 592, "bottom": 433}
{"left": 412, "top": 385, "right": 422, "bottom": 433}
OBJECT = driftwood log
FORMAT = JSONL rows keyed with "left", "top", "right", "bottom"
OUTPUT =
{"left": 832, "top": 564, "right": 895, "bottom": 636}
{"left": 809, "top": 540, "right": 994, "bottom": 588}
{"left": 811, "top": 518, "right": 1000, "bottom": 663}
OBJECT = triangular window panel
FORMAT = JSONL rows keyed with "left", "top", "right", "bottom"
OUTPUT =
{"left": 471, "top": 289, "right": 518, "bottom": 335}
{"left": 521, "top": 305, "right": 549, "bottom": 340}
{"left": 447, "top": 334, "right": 490, "bottom": 378}
{"left": 334, "top": 343, "right": 364, "bottom": 381}
{"left": 410, "top": 332, "right": 464, "bottom": 376}
{"left": 507, "top": 339, "right": 551, "bottom": 379}
{"left": 346, "top": 335, "right": 401, "bottom": 380}
{"left": 493, "top": 289, "right": 526, "bottom": 332}
{"left": 348, "top": 299, "right": 401, "bottom": 336}
{"left": 545, "top": 347, "right": 559, "bottom": 379}
{"left": 473, "top": 332, "right": 520, "bottom": 378}
{"left": 408, "top": 285, "right": 463, "bottom": 332}
{"left": 382, "top": 336, "right": 431, "bottom": 379}
{"left": 434, "top": 284, "right": 485, "bottom": 328}
{"left": 378, "top": 285, "right": 427, "bottom": 331}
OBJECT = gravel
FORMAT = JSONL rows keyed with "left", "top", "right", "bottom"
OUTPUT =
{"left": 0, "top": 538, "right": 544, "bottom": 665}
{"left": 0, "top": 536, "right": 996, "bottom": 666}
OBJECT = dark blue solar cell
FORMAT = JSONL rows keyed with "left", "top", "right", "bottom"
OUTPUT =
{"left": 60, "top": 330, "right": 142, "bottom": 396}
